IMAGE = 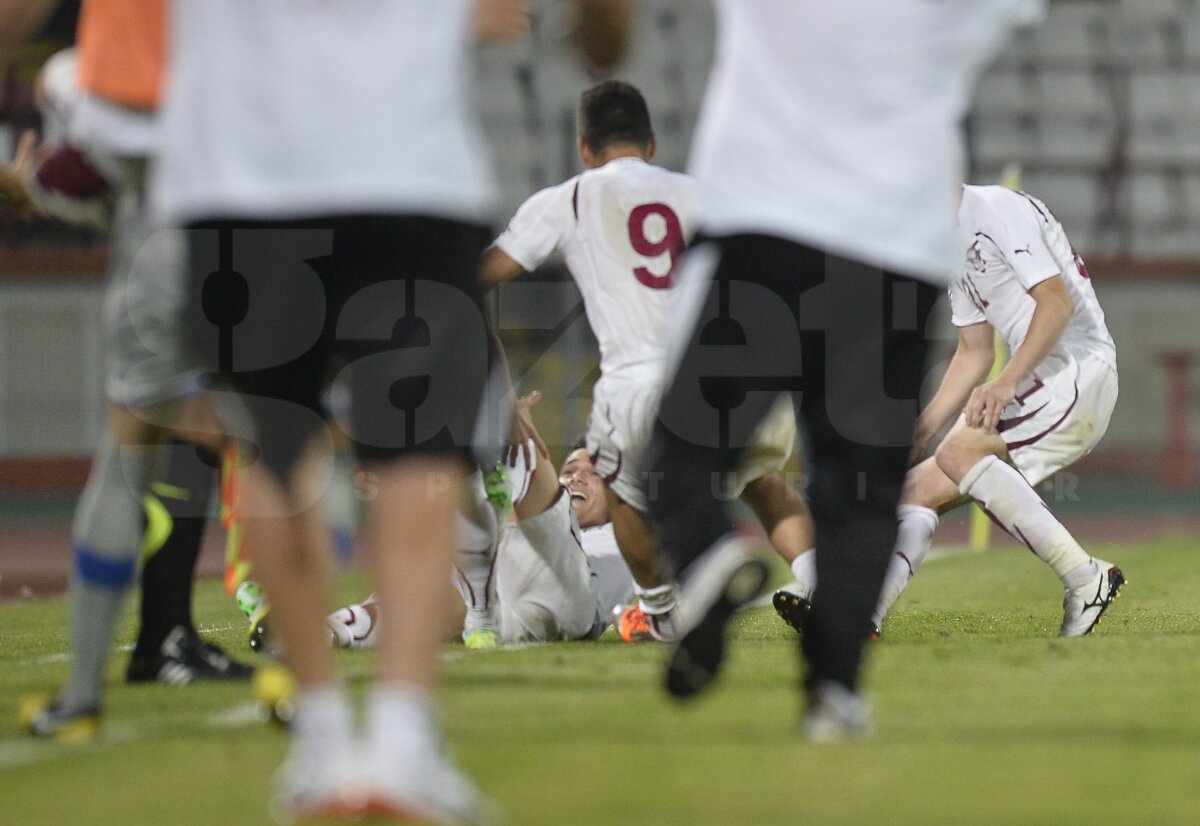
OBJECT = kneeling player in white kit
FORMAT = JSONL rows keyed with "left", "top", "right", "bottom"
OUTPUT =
{"left": 779, "top": 185, "right": 1124, "bottom": 637}
{"left": 481, "top": 81, "right": 814, "bottom": 643}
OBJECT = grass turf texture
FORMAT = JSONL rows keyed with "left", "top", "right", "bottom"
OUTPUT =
{"left": 3, "top": 538, "right": 1200, "bottom": 825}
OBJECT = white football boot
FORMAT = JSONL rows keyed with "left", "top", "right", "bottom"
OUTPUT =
{"left": 1060, "top": 558, "right": 1126, "bottom": 637}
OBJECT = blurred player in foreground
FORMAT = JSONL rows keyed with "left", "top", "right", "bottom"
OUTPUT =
{"left": 644, "top": 0, "right": 1046, "bottom": 740}
{"left": 13, "top": 4, "right": 251, "bottom": 743}
{"left": 481, "top": 80, "right": 815, "bottom": 645}
{"left": 152, "top": 1, "right": 628, "bottom": 822}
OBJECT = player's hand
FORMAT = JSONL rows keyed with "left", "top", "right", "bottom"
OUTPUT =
{"left": 964, "top": 376, "right": 1017, "bottom": 432}
{"left": 510, "top": 390, "right": 550, "bottom": 461}
{"left": 0, "top": 129, "right": 39, "bottom": 217}
{"left": 473, "top": 0, "right": 531, "bottom": 44}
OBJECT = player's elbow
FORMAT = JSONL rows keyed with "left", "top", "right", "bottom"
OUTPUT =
{"left": 479, "top": 247, "right": 520, "bottom": 288}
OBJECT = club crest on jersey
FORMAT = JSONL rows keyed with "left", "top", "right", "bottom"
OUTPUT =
{"left": 966, "top": 240, "right": 986, "bottom": 273}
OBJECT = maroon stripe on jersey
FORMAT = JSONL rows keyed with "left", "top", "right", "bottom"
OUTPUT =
{"left": 1005, "top": 384, "right": 1079, "bottom": 452}
{"left": 963, "top": 274, "right": 989, "bottom": 310}
{"left": 998, "top": 401, "right": 1048, "bottom": 433}
{"left": 588, "top": 446, "right": 623, "bottom": 486}
{"left": 1016, "top": 189, "right": 1050, "bottom": 223}
{"left": 572, "top": 181, "right": 580, "bottom": 221}
{"left": 1015, "top": 379, "right": 1044, "bottom": 406}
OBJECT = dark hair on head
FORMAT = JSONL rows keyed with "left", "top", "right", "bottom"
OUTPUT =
{"left": 578, "top": 80, "right": 653, "bottom": 154}
{"left": 570, "top": 434, "right": 588, "bottom": 453}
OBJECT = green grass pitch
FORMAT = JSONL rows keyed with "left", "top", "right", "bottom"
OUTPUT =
{"left": 3, "top": 537, "right": 1200, "bottom": 825}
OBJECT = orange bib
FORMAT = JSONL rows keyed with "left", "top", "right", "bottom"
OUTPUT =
{"left": 76, "top": 0, "right": 165, "bottom": 111}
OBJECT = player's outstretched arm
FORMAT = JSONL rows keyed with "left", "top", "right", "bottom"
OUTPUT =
{"left": 510, "top": 391, "right": 562, "bottom": 521}
{"left": 964, "top": 275, "right": 1073, "bottom": 432}
{"left": 913, "top": 322, "right": 995, "bottom": 458}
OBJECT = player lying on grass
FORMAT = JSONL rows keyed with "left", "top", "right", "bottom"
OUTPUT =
{"left": 329, "top": 400, "right": 636, "bottom": 649}
{"left": 775, "top": 185, "right": 1124, "bottom": 639}
{"left": 327, "top": 417, "right": 820, "bottom": 650}
{"left": 481, "top": 80, "right": 816, "bottom": 645}
{"left": 317, "top": 393, "right": 814, "bottom": 650}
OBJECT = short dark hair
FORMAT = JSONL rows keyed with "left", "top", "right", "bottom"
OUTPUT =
{"left": 577, "top": 81, "right": 653, "bottom": 154}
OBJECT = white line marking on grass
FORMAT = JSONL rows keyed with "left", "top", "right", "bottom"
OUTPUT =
{"left": 0, "top": 706, "right": 265, "bottom": 771}
{"left": 0, "top": 723, "right": 138, "bottom": 771}
{"left": 207, "top": 702, "right": 263, "bottom": 728}
{"left": 14, "top": 633, "right": 241, "bottom": 669}
{"left": 32, "top": 653, "right": 70, "bottom": 665}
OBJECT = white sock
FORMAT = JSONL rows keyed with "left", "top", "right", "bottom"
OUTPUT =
{"left": 959, "top": 455, "right": 1090, "bottom": 583}
{"left": 635, "top": 582, "right": 677, "bottom": 616}
{"left": 365, "top": 684, "right": 436, "bottom": 767}
{"left": 873, "top": 505, "right": 939, "bottom": 627}
{"left": 452, "top": 506, "right": 500, "bottom": 632}
{"left": 789, "top": 549, "right": 817, "bottom": 599}
{"left": 294, "top": 686, "right": 354, "bottom": 756}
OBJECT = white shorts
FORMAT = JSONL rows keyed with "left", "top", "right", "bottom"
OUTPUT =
{"left": 495, "top": 491, "right": 603, "bottom": 643}
{"left": 1002, "top": 352, "right": 1118, "bottom": 485}
{"left": 588, "top": 375, "right": 797, "bottom": 511}
{"left": 585, "top": 374, "right": 664, "bottom": 513}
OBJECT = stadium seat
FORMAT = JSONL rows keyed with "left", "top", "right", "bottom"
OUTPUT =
{"left": 1021, "top": 171, "right": 1105, "bottom": 227}
{"left": 975, "top": 70, "right": 1035, "bottom": 115}
{"left": 1129, "top": 171, "right": 1184, "bottom": 225}
{"left": 1128, "top": 71, "right": 1200, "bottom": 164}
{"left": 1036, "top": 71, "right": 1113, "bottom": 120}
{"left": 1030, "top": 2, "right": 1108, "bottom": 62}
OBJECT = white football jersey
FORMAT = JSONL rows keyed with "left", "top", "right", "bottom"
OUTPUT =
{"left": 155, "top": 0, "right": 495, "bottom": 222}
{"left": 953, "top": 185, "right": 1116, "bottom": 368}
{"left": 493, "top": 157, "right": 699, "bottom": 379}
{"left": 690, "top": 0, "right": 1044, "bottom": 283}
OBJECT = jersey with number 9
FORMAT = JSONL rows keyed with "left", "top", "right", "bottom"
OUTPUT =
{"left": 493, "top": 157, "right": 699, "bottom": 379}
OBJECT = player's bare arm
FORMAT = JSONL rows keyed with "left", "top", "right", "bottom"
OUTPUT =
{"left": 912, "top": 321, "right": 994, "bottom": 458}
{"left": 964, "top": 275, "right": 1074, "bottom": 432}
{"left": 571, "top": 0, "right": 633, "bottom": 70}
{"left": 479, "top": 245, "right": 526, "bottom": 288}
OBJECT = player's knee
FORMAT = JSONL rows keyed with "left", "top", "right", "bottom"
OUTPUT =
{"left": 901, "top": 457, "right": 952, "bottom": 510}
{"left": 934, "top": 431, "right": 995, "bottom": 484}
